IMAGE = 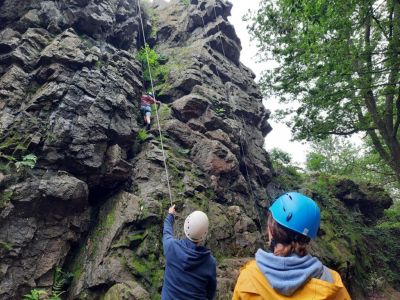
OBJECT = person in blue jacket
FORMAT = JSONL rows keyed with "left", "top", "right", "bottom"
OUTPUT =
{"left": 162, "top": 204, "right": 217, "bottom": 300}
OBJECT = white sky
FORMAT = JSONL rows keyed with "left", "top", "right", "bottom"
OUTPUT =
{"left": 228, "top": 0, "right": 310, "bottom": 165}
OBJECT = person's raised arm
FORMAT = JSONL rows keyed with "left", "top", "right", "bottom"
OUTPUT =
{"left": 163, "top": 205, "right": 176, "bottom": 256}
{"left": 154, "top": 98, "right": 161, "bottom": 105}
{"left": 148, "top": 95, "right": 159, "bottom": 105}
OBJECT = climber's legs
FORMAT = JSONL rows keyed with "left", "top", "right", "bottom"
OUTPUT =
{"left": 140, "top": 105, "right": 152, "bottom": 130}
{"left": 145, "top": 114, "right": 151, "bottom": 131}
{"left": 145, "top": 114, "right": 151, "bottom": 125}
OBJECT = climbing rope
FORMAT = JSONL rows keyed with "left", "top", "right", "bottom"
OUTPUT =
{"left": 137, "top": 0, "right": 173, "bottom": 206}
{"left": 200, "top": 1, "right": 267, "bottom": 241}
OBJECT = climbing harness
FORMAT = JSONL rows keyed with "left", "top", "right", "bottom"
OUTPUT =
{"left": 137, "top": 0, "right": 173, "bottom": 206}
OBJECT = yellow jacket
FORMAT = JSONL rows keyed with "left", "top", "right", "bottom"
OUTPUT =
{"left": 232, "top": 260, "right": 351, "bottom": 300}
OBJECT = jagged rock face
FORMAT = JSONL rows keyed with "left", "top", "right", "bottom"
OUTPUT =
{"left": 0, "top": 0, "right": 274, "bottom": 298}
{"left": 334, "top": 179, "right": 393, "bottom": 223}
{"left": 0, "top": 0, "right": 145, "bottom": 298}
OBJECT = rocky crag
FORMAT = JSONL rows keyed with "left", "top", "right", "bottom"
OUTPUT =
{"left": 0, "top": 0, "right": 399, "bottom": 299}
{"left": 0, "top": 0, "right": 272, "bottom": 298}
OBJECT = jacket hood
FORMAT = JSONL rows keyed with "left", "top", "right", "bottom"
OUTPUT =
{"left": 177, "top": 239, "right": 212, "bottom": 270}
{"left": 255, "top": 249, "right": 333, "bottom": 296}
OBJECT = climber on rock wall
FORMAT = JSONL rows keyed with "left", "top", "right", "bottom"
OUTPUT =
{"left": 232, "top": 192, "right": 351, "bottom": 300}
{"left": 140, "top": 92, "right": 160, "bottom": 131}
{"left": 161, "top": 205, "right": 217, "bottom": 300}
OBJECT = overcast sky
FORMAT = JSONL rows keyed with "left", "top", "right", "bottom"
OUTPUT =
{"left": 228, "top": 0, "right": 310, "bottom": 165}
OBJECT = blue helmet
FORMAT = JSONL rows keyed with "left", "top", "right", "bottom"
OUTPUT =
{"left": 269, "top": 192, "right": 320, "bottom": 239}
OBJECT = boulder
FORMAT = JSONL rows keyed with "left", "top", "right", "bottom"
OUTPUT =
{"left": 104, "top": 281, "right": 150, "bottom": 300}
{"left": 172, "top": 94, "right": 210, "bottom": 122}
{"left": 358, "top": 184, "right": 393, "bottom": 221}
{"left": 335, "top": 179, "right": 393, "bottom": 222}
{"left": 0, "top": 28, "right": 21, "bottom": 54}
{"left": 191, "top": 139, "right": 239, "bottom": 177}
{"left": 335, "top": 179, "right": 364, "bottom": 206}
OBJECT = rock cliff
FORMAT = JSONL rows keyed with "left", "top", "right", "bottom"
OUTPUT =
{"left": 1, "top": 0, "right": 399, "bottom": 299}
{"left": 0, "top": 0, "right": 273, "bottom": 298}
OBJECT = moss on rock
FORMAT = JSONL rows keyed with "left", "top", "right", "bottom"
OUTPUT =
{"left": 0, "top": 190, "right": 13, "bottom": 210}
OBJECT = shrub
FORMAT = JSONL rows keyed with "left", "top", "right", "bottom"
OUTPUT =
{"left": 15, "top": 154, "right": 37, "bottom": 173}
{"left": 137, "top": 129, "right": 149, "bottom": 141}
{"left": 136, "top": 44, "right": 169, "bottom": 88}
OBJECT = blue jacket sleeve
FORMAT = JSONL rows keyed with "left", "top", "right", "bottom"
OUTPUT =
{"left": 163, "top": 213, "right": 175, "bottom": 257}
{"left": 207, "top": 258, "right": 217, "bottom": 300}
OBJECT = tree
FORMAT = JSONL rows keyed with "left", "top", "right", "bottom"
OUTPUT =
{"left": 305, "top": 136, "right": 400, "bottom": 199}
{"left": 270, "top": 147, "right": 293, "bottom": 165}
{"left": 248, "top": 0, "right": 400, "bottom": 181}
{"left": 305, "top": 136, "right": 360, "bottom": 175}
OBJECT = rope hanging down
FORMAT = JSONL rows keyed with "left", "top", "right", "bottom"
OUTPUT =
{"left": 200, "top": 2, "right": 267, "bottom": 241}
{"left": 137, "top": 0, "right": 173, "bottom": 206}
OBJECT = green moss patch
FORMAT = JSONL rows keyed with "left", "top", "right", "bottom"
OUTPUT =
{"left": 0, "top": 241, "right": 12, "bottom": 252}
{"left": 0, "top": 190, "right": 13, "bottom": 210}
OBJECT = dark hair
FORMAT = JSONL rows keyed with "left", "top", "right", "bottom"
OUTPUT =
{"left": 268, "top": 213, "right": 311, "bottom": 257}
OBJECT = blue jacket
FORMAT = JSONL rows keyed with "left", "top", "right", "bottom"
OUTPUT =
{"left": 161, "top": 214, "right": 217, "bottom": 300}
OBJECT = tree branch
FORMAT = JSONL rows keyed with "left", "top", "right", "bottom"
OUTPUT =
{"left": 362, "top": 165, "right": 396, "bottom": 177}
{"left": 371, "top": 12, "right": 390, "bottom": 41}
{"left": 368, "top": 129, "right": 391, "bottom": 164}
{"left": 384, "top": 0, "right": 400, "bottom": 137}
{"left": 324, "top": 129, "right": 361, "bottom": 135}
{"left": 362, "top": 10, "right": 391, "bottom": 146}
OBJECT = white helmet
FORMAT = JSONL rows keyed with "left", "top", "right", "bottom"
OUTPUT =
{"left": 184, "top": 211, "right": 209, "bottom": 242}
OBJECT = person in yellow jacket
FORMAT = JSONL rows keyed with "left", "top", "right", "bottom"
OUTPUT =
{"left": 232, "top": 192, "right": 351, "bottom": 300}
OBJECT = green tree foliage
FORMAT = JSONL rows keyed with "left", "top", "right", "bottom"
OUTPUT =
{"left": 136, "top": 44, "right": 168, "bottom": 89}
{"left": 269, "top": 148, "right": 303, "bottom": 190}
{"left": 306, "top": 136, "right": 400, "bottom": 199}
{"left": 248, "top": 0, "right": 400, "bottom": 181}
{"left": 305, "top": 136, "right": 360, "bottom": 175}
{"left": 270, "top": 147, "right": 292, "bottom": 165}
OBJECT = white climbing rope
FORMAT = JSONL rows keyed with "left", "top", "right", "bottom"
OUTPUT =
{"left": 137, "top": 0, "right": 173, "bottom": 206}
